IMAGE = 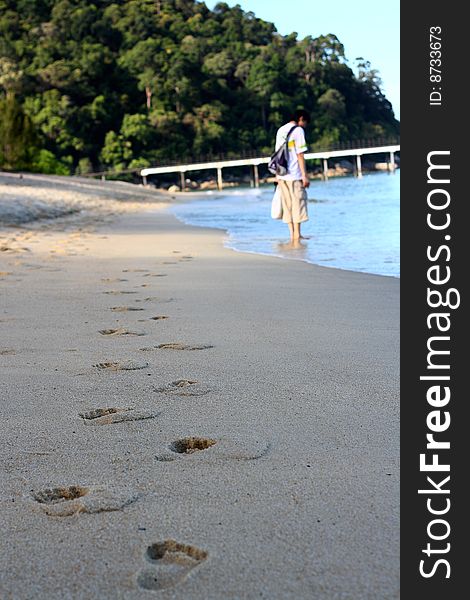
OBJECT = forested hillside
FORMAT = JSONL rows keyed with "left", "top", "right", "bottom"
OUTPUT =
{"left": 0, "top": 0, "right": 399, "bottom": 174}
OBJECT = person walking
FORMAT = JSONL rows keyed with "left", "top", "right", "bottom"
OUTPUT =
{"left": 275, "top": 109, "right": 311, "bottom": 241}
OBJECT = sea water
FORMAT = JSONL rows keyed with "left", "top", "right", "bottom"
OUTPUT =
{"left": 170, "top": 171, "right": 400, "bottom": 278}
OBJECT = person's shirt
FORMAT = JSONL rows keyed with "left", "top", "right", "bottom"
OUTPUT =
{"left": 275, "top": 122, "right": 308, "bottom": 180}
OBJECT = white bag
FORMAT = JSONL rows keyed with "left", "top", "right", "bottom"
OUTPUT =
{"left": 271, "top": 185, "right": 283, "bottom": 219}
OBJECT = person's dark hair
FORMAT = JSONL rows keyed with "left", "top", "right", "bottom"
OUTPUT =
{"left": 291, "top": 109, "right": 311, "bottom": 123}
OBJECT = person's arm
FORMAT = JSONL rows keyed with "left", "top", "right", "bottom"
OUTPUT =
{"left": 294, "top": 128, "right": 310, "bottom": 188}
{"left": 297, "top": 152, "right": 310, "bottom": 188}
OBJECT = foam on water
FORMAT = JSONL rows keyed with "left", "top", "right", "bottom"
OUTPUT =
{"left": 170, "top": 171, "right": 400, "bottom": 278}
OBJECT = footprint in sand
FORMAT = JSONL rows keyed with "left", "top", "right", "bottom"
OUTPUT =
{"left": 101, "top": 277, "right": 128, "bottom": 283}
{"left": 155, "top": 435, "right": 271, "bottom": 462}
{"left": 135, "top": 297, "right": 176, "bottom": 304}
{"left": 1, "top": 349, "right": 17, "bottom": 356}
{"left": 154, "top": 380, "right": 211, "bottom": 397}
{"left": 122, "top": 268, "right": 149, "bottom": 273}
{"left": 99, "top": 328, "right": 146, "bottom": 337}
{"left": 103, "top": 290, "right": 137, "bottom": 295}
{"left": 170, "top": 437, "right": 217, "bottom": 454}
{"left": 136, "top": 540, "right": 208, "bottom": 591}
{"left": 110, "top": 306, "right": 145, "bottom": 312}
{"left": 142, "top": 273, "right": 167, "bottom": 278}
{"left": 29, "top": 485, "right": 139, "bottom": 517}
{"left": 149, "top": 316, "right": 169, "bottom": 321}
{"left": 156, "top": 343, "right": 214, "bottom": 351}
{"left": 0, "top": 245, "right": 30, "bottom": 254}
{"left": 93, "top": 360, "right": 149, "bottom": 371}
{"left": 155, "top": 437, "right": 217, "bottom": 462}
{"left": 79, "top": 407, "right": 158, "bottom": 425}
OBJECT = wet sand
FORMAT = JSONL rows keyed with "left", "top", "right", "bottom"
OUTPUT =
{"left": 0, "top": 173, "right": 399, "bottom": 599}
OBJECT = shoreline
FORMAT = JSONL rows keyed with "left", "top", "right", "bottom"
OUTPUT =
{"left": 165, "top": 205, "right": 400, "bottom": 280}
{"left": 1, "top": 172, "right": 399, "bottom": 279}
{"left": 1, "top": 175, "right": 399, "bottom": 598}
{"left": 165, "top": 172, "right": 400, "bottom": 279}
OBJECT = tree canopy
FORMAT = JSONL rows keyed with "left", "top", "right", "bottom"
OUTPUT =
{"left": 0, "top": 0, "right": 399, "bottom": 174}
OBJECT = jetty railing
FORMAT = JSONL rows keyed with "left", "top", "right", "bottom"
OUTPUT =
{"left": 79, "top": 137, "right": 400, "bottom": 188}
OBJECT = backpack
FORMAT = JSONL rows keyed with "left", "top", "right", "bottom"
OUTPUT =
{"left": 268, "top": 125, "right": 298, "bottom": 176}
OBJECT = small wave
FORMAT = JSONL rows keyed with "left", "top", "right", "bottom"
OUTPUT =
{"left": 203, "top": 187, "right": 265, "bottom": 198}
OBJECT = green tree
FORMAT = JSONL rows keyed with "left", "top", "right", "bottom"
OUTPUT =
{"left": 100, "top": 130, "right": 133, "bottom": 169}
{"left": 0, "top": 94, "right": 36, "bottom": 169}
{"left": 0, "top": 0, "right": 399, "bottom": 173}
{"left": 31, "top": 149, "right": 71, "bottom": 175}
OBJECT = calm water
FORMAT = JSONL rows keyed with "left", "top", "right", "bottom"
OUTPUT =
{"left": 171, "top": 171, "right": 400, "bottom": 277}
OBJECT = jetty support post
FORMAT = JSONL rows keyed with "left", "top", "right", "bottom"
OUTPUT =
{"left": 322, "top": 158, "right": 329, "bottom": 180}
{"left": 389, "top": 151, "right": 396, "bottom": 172}
{"left": 356, "top": 154, "right": 363, "bottom": 178}
{"left": 253, "top": 164, "right": 260, "bottom": 188}
{"left": 217, "top": 166, "right": 223, "bottom": 190}
{"left": 142, "top": 175, "right": 147, "bottom": 186}
{"left": 180, "top": 170, "right": 185, "bottom": 191}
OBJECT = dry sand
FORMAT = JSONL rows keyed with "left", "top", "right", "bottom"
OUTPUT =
{"left": 0, "top": 173, "right": 399, "bottom": 599}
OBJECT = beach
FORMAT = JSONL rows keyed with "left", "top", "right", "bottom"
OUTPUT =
{"left": 0, "top": 173, "right": 399, "bottom": 599}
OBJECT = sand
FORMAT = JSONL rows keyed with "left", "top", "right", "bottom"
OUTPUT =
{"left": 0, "top": 173, "right": 399, "bottom": 599}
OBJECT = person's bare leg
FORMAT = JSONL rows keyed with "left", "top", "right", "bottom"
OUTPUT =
{"left": 287, "top": 222, "right": 294, "bottom": 241}
{"left": 293, "top": 222, "right": 301, "bottom": 240}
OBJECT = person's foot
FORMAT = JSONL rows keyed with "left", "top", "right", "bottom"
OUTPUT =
{"left": 299, "top": 235, "right": 311, "bottom": 240}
